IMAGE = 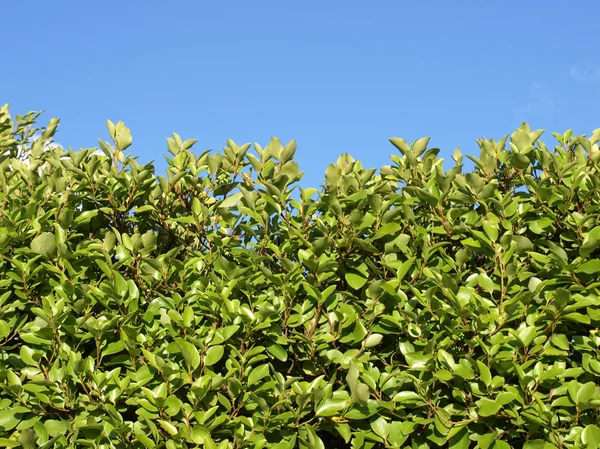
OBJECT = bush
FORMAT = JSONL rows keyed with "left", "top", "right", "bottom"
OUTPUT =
{"left": 1, "top": 105, "right": 600, "bottom": 448}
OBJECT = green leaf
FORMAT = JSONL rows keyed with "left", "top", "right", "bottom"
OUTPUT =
{"left": 164, "top": 396, "right": 183, "bottom": 417}
{"left": 354, "top": 383, "right": 371, "bottom": 404}
{"left": 551, "top": 334, "right": 570, "bottom": 351}
{"left": 0, "top": 320, "right": 10, "bottom": 339}
{"left": 523, "top": 440, "right": 553, "bottom": 449}
{"left": 477, "top": 361, "right": 492, "bottom": 387}
{"left": 364, "top": 333, "right": 383, "bottom": 348}
{"left": 392, "top": 391, "right": 422, "bottom": 403}
{"left": 454, "top": 362, "right": 475, "bottom": 380}
{"left": 577, "top": 381, "right": 596, "bottom": 404}
{"left": 312, "top": 236, "right": 330, "bottom": 256}
{"left": 30, "top": 232, "right": 56, "bottom": 257}
{"left": 577, "top": 259, "right": 600, "bottom": 274}
{"left": 582, "top": 425, "right": 600, "bottom": 447}
{"left": 344, "top": 400, "right": 380, "bottom": 420}
{"left": 370, "top": 416, "right": 389, "bottom": 439}
{"left": 482, "top": 221, "right": 498, "bottom": 242}
{"left": 449, "top": 428, "right": 470, "bottom": 449}
{"left": 74, "top": 210, "right": 99, "bottom": 225}
{"left": 176, "top": 338, "right": 201, "bottom": 370}
{"left": 0, "top": 411, "right": 20, "bottom": 432}
{"left": 266, "top": 343, "right": 288, "bottom": 362}
{"left": 477, "top": 398, "right": 501, "bottom": 417}
{"left": 113, "top": 271, "right": 128, "bottom": 297}
{"left": 478, "top": 273, "right": 495, "bottom": 293}
{"left": 398, "top": 257, "right": 416, "bottom": 281}
{"left": 438, "top": 349, "right": 456, "bottom": 369}
{"left": 345, "top": 271, "right": 368, "bottom": 290}
{"left": 102, "top": 340, "right": 124, "bottom": 357}
{"left": 248, "top": 363, "right": 270, "bottom": 386}
{"left": 18, "top": 429, "right": 37, "bottom": 449}
{"left": 434, "top": 369, "right": 453, "bottom": 381}
{"left": 182, "top": 306, "right": 194, "bottom": 327}
{"left": 517, "top": 326, "right": 538, "bottom": 347}
{"left": 315, "top": 399, "right": 347, "bottom": 417}
{"left": 204, "top": 345, "right": 225, "bottom": 366}
{"left": 564, "top": 312, "right": 591, "bottom": 324}
{"left": 141, "top": 231, "right": 157, "bottom": 251}
{"left": 43, "top": 420, "right": 67, "bottom": 437}
{"left": 115, "top": 121, "right": 133, "bottom": 151}
{"left": 158, "top": 420, "right": 178, "bottom": 436}
{"left": 334, "top": 423, "right": 352, "bottom": 444}
{"left": 512, "top": 235, "right": 534, "bottom": 253}
{"left": 405, "top": 352, "right": 431, "bottom": 369}
{"left": 20, "top": 346, "right": 40, "bottom": 366}
{"left": 510, "top": 153, "right": 530, "bottom": 169}
{"left": 375, "top": 222, "right": 401, "bottom": 240}
{"left": 346, "top": 363, "right": 359, "bottom": 392}
{"left": 219, "top": 192, "right": 243, "bottom": 209}
{"left": 325, "top": 164, "right": 342, "bottom": 185}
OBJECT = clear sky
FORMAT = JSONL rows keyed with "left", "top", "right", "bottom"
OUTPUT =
{"left": 3, "top": 1, "right": 600, "bottom": 188}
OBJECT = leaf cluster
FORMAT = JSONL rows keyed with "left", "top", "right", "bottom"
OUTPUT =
{"left": 2, "top": 106, "right": 600, "bottom": 448}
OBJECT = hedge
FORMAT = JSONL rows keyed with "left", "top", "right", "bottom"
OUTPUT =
{"left": 1, "top": 104, "right": 600, "bottom": 449}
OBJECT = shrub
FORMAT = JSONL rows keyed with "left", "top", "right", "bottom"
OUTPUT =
{"left": 1, "top": 105, "right": 600, "bottom": 448}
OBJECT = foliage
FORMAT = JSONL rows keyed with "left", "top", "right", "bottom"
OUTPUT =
{"left": 2, "top": 104, "right": 600, "bottom": 449}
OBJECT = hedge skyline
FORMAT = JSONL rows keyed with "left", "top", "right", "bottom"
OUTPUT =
{"left": 1, "top": 105, "right": 600, "bottom": 448}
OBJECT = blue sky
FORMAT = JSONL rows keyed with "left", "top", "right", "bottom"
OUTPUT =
{"left": 3, "top": 1, "right": 600, "bottom": 188}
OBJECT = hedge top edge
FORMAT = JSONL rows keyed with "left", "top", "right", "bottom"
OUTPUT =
{"left": 2, "top": 105, "right": 600, "bottom": 448}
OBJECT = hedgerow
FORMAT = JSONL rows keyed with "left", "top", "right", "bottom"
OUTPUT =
{"left": 1, "top": 104, "right": 600, "bottom": 448}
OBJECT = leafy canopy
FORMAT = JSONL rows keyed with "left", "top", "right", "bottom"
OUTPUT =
{"left": 2, "top": 104, "right": 600, "bottom": 448}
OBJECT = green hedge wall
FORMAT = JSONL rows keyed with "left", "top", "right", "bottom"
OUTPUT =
{"left": 1, "top": 105, "right": 600, "bottom": 449}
